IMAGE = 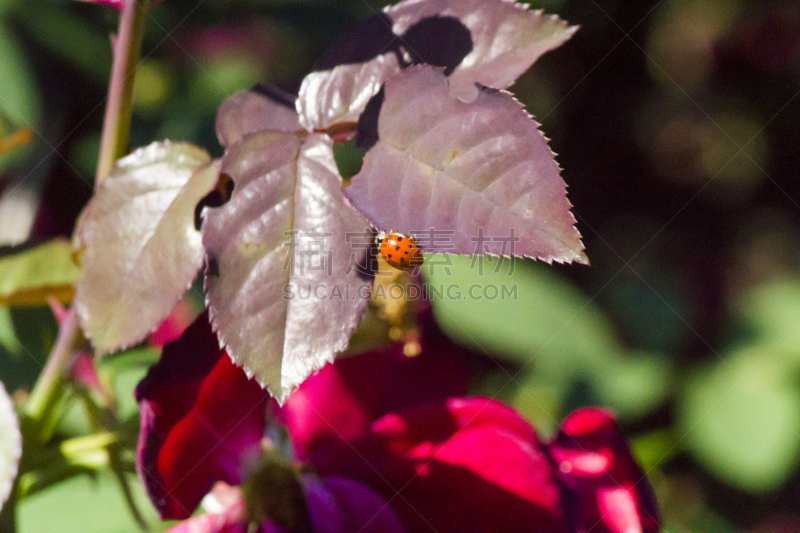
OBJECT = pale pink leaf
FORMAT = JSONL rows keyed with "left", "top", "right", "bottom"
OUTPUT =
{"left": 389, "top": 0, "right": 578, "bottom": 102}
{"left": 297, "top": 54, "right": 401, "bottom": 131}
{"left": 203, "top": 133, "right": 371, "bottom": 403}
{"left": 345, "top": 66, "right": 586, "bottom": 264}
{"left": 296, "top": 0, "right": 576, "bottom": 129}
{"left": 216, "top": 89, "right": 301, "bottom": 147}
{"left": 74, "top": 142, "right": 218, "bottom": 354}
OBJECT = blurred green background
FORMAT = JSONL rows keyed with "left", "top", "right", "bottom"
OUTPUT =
{"left": 2, "top": 0, "right": 800, "bottom": 531}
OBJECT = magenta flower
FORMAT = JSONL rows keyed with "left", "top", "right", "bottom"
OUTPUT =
{"left": 136, "top": 311, "right": 659, "bottom": 532}
{"left": 166, "top": 477, "right": 405, "bottom": 533}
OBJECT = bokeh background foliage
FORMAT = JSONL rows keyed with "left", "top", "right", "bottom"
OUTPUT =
{"left": 2, "top": 0, "right": 800, "bottom": 531}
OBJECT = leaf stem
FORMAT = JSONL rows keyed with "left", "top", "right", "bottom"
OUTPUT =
{"left": 96, "top": 0, "right": 150, "bottom": 184}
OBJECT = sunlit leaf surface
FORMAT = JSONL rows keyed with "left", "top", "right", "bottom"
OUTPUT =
{"left": 346, "top": 67, "right": 586, "bottom": 263}
{"left": 0, "top": 239, "right": 80, "bottom": 306}
{"left": 74, "top": 142, "right": 218, "bottom": 355}
{"left": 297, "top": 0, "right": 575, "bottom": 129}
{"left": 390, "top": 0, "right": 577, "bottom": 102}
{"left": 203, "top": 133, "right": 371, "bottom": 403}
{"left": 216, "top": 89, "right": 301, "bottom": 148}
{"left": 298, "top": 55, "right": 401, "bottom": 132}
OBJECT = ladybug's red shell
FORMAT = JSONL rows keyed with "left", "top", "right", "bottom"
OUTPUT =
{"left": 378, "top": 231, "right": 423, "bottom": 270}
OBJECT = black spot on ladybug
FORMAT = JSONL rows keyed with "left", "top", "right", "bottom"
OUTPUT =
{"left": 397, "top": 237, "right": 403, "bottom": 241}
{"left": 388, "top": 253, "right": 392, "bottom": 258}
{"left": 395, "top": 246, "right": 400, "bottom": 251}
{"left": 400, "top": 258, "right": 405, "bottom": 263}
{"left": 405, "top": 251, "right": 409, "bottom": 254}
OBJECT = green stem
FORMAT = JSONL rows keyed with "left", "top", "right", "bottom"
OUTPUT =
{"left": 9, "top": 2, "right": 152, "bottom": 530}
{"left": 24, "top": 0, "right": 150, "bottom": 425}
{"left": 96, "top": 0, "right": 150, "bottom": 184}
{"left": 21, "top": 307, "right": 79, "bottom": 440}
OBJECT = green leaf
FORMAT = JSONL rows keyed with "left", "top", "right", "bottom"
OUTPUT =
{"left": 0, "top": 306, "right": 59, "bottom": 393}
{"left": 0, "top": 22, "right": 41, "bottom": 171}
{"left": 427, "top": 256, "right": 619, "bottom": 382}
{"left": 10, "top": 3, "right": 111, "bottom": 84}
{"left": 509, "top": 375, "right": 563, "bottom": 436}
{"left": 678, "top": 347, "right": 800, "bottom": 493}
{"left": 629, "top": 428, "right": 678, "bottom": 474}
{"left": 17, "top": 472, "right": 172, "bottom": 533}
{"left": 187, "top": 55, "right": 267, "bottom": 116}
{"left": 734, "top": 279, "right": 800, "bottom": 365}
{"left": 0, "top": 308, "right": 21, "bottom": 354}
{"left": 0, "top": 239, "right": 80, "bottom": 306}
{"left": 0, "top": 24, "right": 39, "bottom": 126}
{"left": 593, "top": 350, "right": 674, "bottom": 421}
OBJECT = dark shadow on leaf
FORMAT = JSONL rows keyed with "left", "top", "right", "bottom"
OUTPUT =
{"left": 194, "top": 173, "right": 234, "bottom": 230}
{"left": 399, "top": 16, "right": 473, "bottom": 75}
{"left": 251, "top": 82, "right": 299, "bottom": 109}
{"left": 476, "top": 83, "right": 501, "bottom": 96}
{"left": 314, "top": 13, "right": 399, "bottom": 70}
{"left": 355, "top": 87, "right": 384, "bottom": 151}
{"left": 354, "top": 228, "right": 378, "bottom": 283}
{"left": 205, "top": 254, "right": 220, "bottom": 278}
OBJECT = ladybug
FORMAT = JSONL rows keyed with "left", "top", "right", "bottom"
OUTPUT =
{"left": 377, "top": 230, "right": 424, "bottom": 270}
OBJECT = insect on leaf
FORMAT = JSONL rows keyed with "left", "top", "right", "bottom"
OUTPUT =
{"left": 345, "top": 66, "right": 587, "bottom": 264}
{"left": 203, "top": 132, "right": 372, "bottom": 403}
{"left": 74, "top": 142, "right": 218, "bottom": 354}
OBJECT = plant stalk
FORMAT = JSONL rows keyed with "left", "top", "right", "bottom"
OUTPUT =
{"left": 8, "top": 2, "right": 152, "bottom": 530}
{"left": 96, "top": 0, "right": 150, "bottom": 184}
{"left": 25, "top": 0, "right": 151, "bottom": 426}
{"left": 21, "top": 307, "right": 78, "bottom": 433}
